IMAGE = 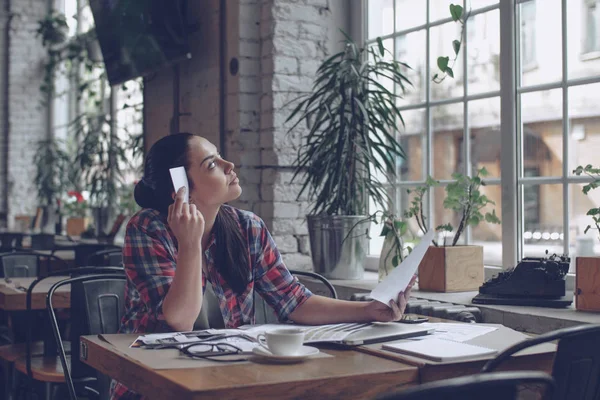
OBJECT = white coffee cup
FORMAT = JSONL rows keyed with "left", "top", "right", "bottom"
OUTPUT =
{"left": 256, "top": 328, "right": 305, "bottom": 356}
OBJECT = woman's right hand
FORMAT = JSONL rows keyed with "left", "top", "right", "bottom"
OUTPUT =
{"left": 167, "top": 187, "right": 205, "bottom": 249}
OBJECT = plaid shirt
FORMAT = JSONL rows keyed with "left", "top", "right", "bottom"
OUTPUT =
{"left": 111, "top": 205, "right": 312, "bottom": 400}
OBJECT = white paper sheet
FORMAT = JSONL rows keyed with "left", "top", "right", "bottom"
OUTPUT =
{"left": 403, "top": 323, "right": 498, "bottom": 342}
{"left": 169, "top": 166, "right": 189, "bottom": 203}
{"left": 369, "top": 229, "right": 435, "bottom": 305}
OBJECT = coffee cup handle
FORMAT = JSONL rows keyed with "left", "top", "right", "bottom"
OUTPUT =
{"left": 256, "top": 333, "right": 269, "bottom": 352}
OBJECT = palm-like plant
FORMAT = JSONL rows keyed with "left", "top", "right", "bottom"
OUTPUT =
{"left": 286, "top": 35, "right": 411, "bottom": 216}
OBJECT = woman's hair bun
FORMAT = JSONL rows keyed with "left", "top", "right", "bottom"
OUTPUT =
{"left": 134, "top": 179, "right": 156, "bottom": 209}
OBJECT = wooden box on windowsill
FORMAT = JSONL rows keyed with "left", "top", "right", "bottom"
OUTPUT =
{"left": 576, "top": 257, "right": 600, "bottom": 312}
{"left": 418, "top": 245, "right": 484, "bottom": 292}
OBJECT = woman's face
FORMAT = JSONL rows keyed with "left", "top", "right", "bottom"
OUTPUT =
{"left": 185, "top": 136, "right": 242, "bottom": 207}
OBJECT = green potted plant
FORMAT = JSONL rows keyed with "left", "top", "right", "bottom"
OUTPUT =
{"left": 33, "top": 138, "right": 71, "bottom": 237}
{"left": 286, "top": 34, "right": 410, "bottom": 280}
{"left": 572, "top": 164, "right": 600, "bottom": 311}
{"left": 403, "top": 168, "right": 501, "bottom": 292}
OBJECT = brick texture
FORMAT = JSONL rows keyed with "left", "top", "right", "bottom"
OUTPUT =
{"left": 0, "top": 0, "right": 7, "bottom": 220}
{"left": 229, "top": 0, "right": 335, "bottom": 270}
{"left": 1, "top": 0, "right": 48, "bottom": 228}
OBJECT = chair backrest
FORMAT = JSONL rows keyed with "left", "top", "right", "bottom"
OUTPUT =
{"left": 85, "top": 248, "right": 123, "bottom": 267}
{"left": 377, "top": 371, "right": 555, "bottom": 400}
{"left": 0, "top": 250, "right": 67, "bottom": 277}
{"left": 0, "top": 233, "right": 23, "bottom": 252}
{"left": 69, "top": 272, "right": 126, "bottom": 380}
{"left": 75, "top": 244, "right": 121, "bottom": 267}
{"left": 46, "top": 271, "right": 126, "bottom": 400}
{"left": 481, "top": 324, "right": 600, "bottom": 400}
{"left": 0, "top": 252, "right": 38, "bottom": 277}
{"left": 30, "top": 233, "right": 55, "bottom": 250}
{"left": 254, "top": 269, "right": 336, "bottom": 325}
{"left": 288, "top": 269, "right": 337, "bottom": 299}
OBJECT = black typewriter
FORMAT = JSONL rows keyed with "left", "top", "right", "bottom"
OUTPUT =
{"left": 472, "top": 253, "right": 573, "bottom": 308}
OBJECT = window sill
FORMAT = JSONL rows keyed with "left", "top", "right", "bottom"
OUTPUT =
{"left": 329, "top": 270, "right": 600, "bottom": 334}
{"left": 581, "top": 51, "right": 600, "bottom": 61}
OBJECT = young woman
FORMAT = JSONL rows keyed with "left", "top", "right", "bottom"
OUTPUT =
{"left": 111, "top": 132, "right": 415, "bottom": 400}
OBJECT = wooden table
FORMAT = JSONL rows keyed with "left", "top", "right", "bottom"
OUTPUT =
{"left": 80, "top": 320, "right": 557, "bottom": 400}
{"left": 0, "top": 276, "right": 70, "bottom": 311}
{"left": 80, "top": 334, "right": 419, "bottom": 400}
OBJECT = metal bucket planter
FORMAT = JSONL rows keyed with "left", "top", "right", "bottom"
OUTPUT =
{"left": 307, "top": 215, "right": 369, "bottom": 280}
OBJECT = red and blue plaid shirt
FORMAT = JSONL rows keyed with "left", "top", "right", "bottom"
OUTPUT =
{"left": 111, "top": 205, "right": 312, "bottom": 400}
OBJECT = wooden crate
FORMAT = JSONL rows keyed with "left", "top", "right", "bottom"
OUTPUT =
{"left": 418, "top": 245, "right": 484, "bottom": 292}
{"left": 576, "top": 257, "right": 600, "bottom": 312}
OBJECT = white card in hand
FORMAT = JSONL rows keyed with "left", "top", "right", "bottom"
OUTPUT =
{"left": 169, "top": 166, "right": 189, "bottom": 203}
{"left": 369, "top": 229, "right": 435, "bottom": 306}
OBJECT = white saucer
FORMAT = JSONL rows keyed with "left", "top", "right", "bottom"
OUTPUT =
{"left": 251, "top": 345, "right": 320, "bottom": 363}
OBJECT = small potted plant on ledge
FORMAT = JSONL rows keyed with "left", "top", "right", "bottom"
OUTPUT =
{"left": 572, "top": 164, "right": 600, "bottom": 312}
{"left": 64, "top": 191, "right": 90, "bottom": 237}
{"left": 404, "top": 168, "right": 501, "bottom": 292}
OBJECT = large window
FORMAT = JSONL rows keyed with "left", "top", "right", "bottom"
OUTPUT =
{"left": 52, "top": 0, "right": 143, "bottom": 202}
{"left": 366, "top": 0, "right": 600, "bottom": 270}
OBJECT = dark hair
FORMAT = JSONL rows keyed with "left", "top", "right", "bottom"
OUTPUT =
{"left": 134, "top": 132, "right": 249, "bottom": 294}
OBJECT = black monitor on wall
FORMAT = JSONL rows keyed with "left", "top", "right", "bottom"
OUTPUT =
{"left": 89, "top": 0, "right": 191, "bottom": 86}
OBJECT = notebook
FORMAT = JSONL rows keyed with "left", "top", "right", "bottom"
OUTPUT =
{"left": 382, "top": 338, "right": 497, "bottom": 362}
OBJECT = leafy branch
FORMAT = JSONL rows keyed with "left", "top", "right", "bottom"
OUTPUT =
{"left": 573, "top": 164, "right": 600, "bottom": 242}
{"left": 433, "top": 3, "right": 471, "bottom": 84}
{"left": 403, "top": 168, "right": 501, "bottom": 247}
{"left": 444, "top": 167, "right": 501, "bottom": 246}
{"left": 404, "top": 176, "right": 440, "bottom": 246}
{"left": 286, "top": 33, "right": 411, "bottom": 216}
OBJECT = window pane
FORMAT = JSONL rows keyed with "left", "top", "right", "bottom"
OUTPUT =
{"left": 368, "top": 0, "right": 394, "bottom": 39}
{"left": 568, "top": 83, "right": 600, "bottom": 174}
{"left": 61, "top": 0, "right": 78, "bottom": 38}
{"left": 395, "top": 0, "right": 426, "bottom": 30}
{"left": 79, "top": 4, "right": 95, "bottom": 34}
{"left": 519, "top": 0, "right": 561, "bottom": 87}
{"left": 467, "top": 10, "right": 500, "bottom": 95}
{"left": 522, "top": 183, "right": 564, "bottom": 259}
{"left": 396, "top": 30, "right": 426, "bottom": 106}
{"left": 468, "top": 97, "right": 501, "bottom": 178}
{"left": 520, "top": 89, "right": 563, "bottom": 178}
{"left": 469, "top": 0, "right": 499, "bottom": 9}
{"left": 397, "top": 109, "right": 426, "bottom": 181}
{"left": 432, "top": 102, "right": 463, "bottom": 179}
{"left": 576, "top": 0, "right": 600, "bottom": 57}
{"left": 473, "top": 184, "right": 502, "bottom": 266}
{"left": 571, "top": 183, "right": 600, "bottom": 262}
{"left": 429, "top": 0, "right": 455, "bottom": 23}
{"left": 430, "top": 22, "right": 464, "bottom": 100}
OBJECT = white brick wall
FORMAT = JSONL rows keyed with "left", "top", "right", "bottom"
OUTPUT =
{"left": 5, "top": 0, "right": 48, "bottom": 228}
{"left": 0, "top": 0, "right": 7, "bottom": 221}
{"left": 230, "top": 0, "right": 338, "bottom": 270}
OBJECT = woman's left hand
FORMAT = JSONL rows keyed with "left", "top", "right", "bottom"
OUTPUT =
{"left": 365, "top": 274, "right": 418, "bottom": 322}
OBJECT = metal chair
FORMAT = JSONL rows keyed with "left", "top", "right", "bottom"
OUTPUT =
{"left": 254, "top": 269, "right": 337, "bottom": 325}
{"left": 481, "top": 324, "right": 600, "bottom": 400}
{"left": 0, "top": 251, "right": 68, "bottom": 278}
{"left": 47, "top": 272, "right": 126, "bottom": 400}
{"left": 288, "top": 269, "right": 338, "bottom": 299}
{"left": 14, "top": 267, "right": 123, "bottom": 400}
{"left": 84, "top": 248, "right": 123, "bottom": 267}
{"left": 74, "top": 244, "right": 121, "bottom": 267}
{"left": 376, "top": 371, "right": 555, "bottom": 400}
{"left": 0, "top": 233, "right": 23, "bottom": 253}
